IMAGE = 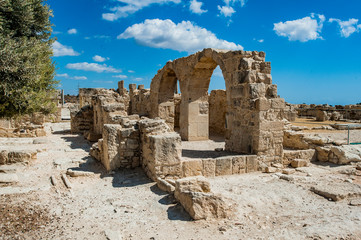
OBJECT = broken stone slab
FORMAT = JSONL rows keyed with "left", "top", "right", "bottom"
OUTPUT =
{"left": 328, "top": 145, "right": 361, "bottom": 165}
{"left": 156, "top": 177, "right": 175, "bottom": 193}
{"left": 291, "top": 159, "right": 309, "bottom": 168}
{"left": 174, "top": 176, "right": 231, "bottom": 220}
{"left": 66, "top": 169, "right": 95, "bottom": 177}
{"left": 282, "top": 169, "right": 296, "bottom": 175}
{"left": 310, "top": 182, "right": 361, "bottom": 201}
{"left": 264, "top": 166, "right": 277, "bottom": 173}
{"left": 0, "top": 165, "right": 17, "bottom": 173}
{"left": 0, "top": 173, "right": 19, "bottom": 183}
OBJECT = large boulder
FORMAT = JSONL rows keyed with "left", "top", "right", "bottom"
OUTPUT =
{"left": 174, "top": 176, "right": 232, "bottom": 220}
{"left": 328, "top": 145, "right": 361, "bottom": 164}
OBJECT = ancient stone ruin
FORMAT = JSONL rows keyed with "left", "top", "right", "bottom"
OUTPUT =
{"left": 71, "top": 49, "right": 288, "bottom": 183}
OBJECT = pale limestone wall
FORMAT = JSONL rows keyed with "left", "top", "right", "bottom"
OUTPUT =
{"left": 79, "top": 88, "right": 109, "bottom": 108}
{"left": 91, "top": 89, "right": 129, "bottom": 136}
{"left": 209, "top": 90, "right": 227, "bottom": 136}
{"left": 139, "top": 119, "right": 181, "bottom": 180}
{"left": 150, "top": 48, "right": 285, "bottom": 161}
{"left": 128, "top": 84, "right": 151, "bottom": 117}
{"left": 296, "top": 104, "right": 361, "bottom": 121}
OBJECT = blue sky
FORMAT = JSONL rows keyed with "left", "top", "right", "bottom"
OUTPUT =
{"left": 49, "top": 0, "right": 361, "bottom": 105}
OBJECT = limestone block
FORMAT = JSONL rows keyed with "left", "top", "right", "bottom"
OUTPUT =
{"left": 156, "top": 177, "right": 175, "bottom": 193}
{"left": 7, "top": 150, "right": 37, "bottom": 164}
{"left": 0, "top": 150, "right": 8, "bottom": 165}
{"left": 290, "top": 159, "right": 309, "bottom": 168}
{"left": 175, "top": 176, "right": 211, "bottom": 193}
{"left": 283, "top": 130, "right": 309, "bottom": 150}
{"left": 265, "top": 166, "right": 277, "bottom": 173}
{"left": 174, "top": 177, "right": 231, "bottom": 220}
{"left": 182, "top": 159, "right": 203, "bottom": 177}
{"left": 202, "top": 159, "right": 216, "bottom": 177}
{"left": 316, "top": 110, "right": 328, "bottom": 122}
{"left": 102, "top": 124, "right": 122, "bottom": 171}
{"left": 0, "top": 173, "right": 19, "bottom": 183}
{"left": 246, "top": 156, "right": 259, "bottom": 172}
{"left": 255, "top": 98, "right": 271, "bottom": 111}
{"left": 149, "top": 133, "right": 181, "bottom": 166}
{"left": 316, "top": 146, "right": 331, "bottom": 162}
{"left": 215, "top": 157, "right": 232, "bottom": 176}
{"left": 271, "top": 98, "right": 285, "bottom": 109}
{"left": 328, "top": 145, "right": 361, "bottom": 164}
{"left": 232, "top": 156, "right": 246, "bottom": 174}
{"left": 283, "top": 149, "right": 317, "bottom": 166}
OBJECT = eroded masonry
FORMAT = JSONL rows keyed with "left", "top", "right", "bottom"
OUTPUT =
{"left": 71, "top": 48, "right": 291, "bottom": 181}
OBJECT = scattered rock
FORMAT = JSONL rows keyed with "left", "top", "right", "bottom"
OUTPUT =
{"left": 264, "top": 167, "right": 277, "bottom": 173}
{"left": 66, "top": 169, "right": 95, "bottom": 177}
{"left": 329, "top": 145, "right": 361, "bottom": 164}
{"left": 310, "top": 182, "right": 361, "bottom": 201}
{"left": 280, "top": 174, "right": 294, "bottom": 182}
{"left": 174, "top": 176, "right": 232, "bottom": 220}
{"left": 215, "top": 148, "right": 223, "bottom": 152}
{"left": 291, "top": 159, "right": 309, "bottom": 168}
{"left": 33, "top": 139, "right": 48, "bottom": 144}
{"left": 156, "top": 177, "right": 175, "bottom": 193}
{"left": 282, "top": 169, "right": 295, "bottom": 175}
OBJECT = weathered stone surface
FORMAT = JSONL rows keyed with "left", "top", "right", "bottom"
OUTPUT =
{"left": 311, "top": 182, "right": 361, "bottom": 201}
{"left": 283, "top": 149, "right": 317, "bottom": 166}
{"left": 328, "top": 145, "right": 361, "bottom": 164}
{"left": 156, "top": 177, "right": 175, "bottom": 193}
{"left": 291, "top": 159, "right": 309, "bottom": 168}
{"left": 174, "top": 176, "right": 231, "bottom": 220}
{"left": 215, "top": 157, "right": 232, "bottom": 176}
{"left": 282, "top": 169, "right": 296, "bottom": 175}
{"left": 66, "top": 169, "right": 95, "bottom": 177}
{"left": 265, "top": 166, "right": 277, "bottom": 173}
{"left": 0, "top": 150, "right": 8, "bottom": 165}
{"left": 316, "top": 146, "right": 331, "bottom": 162}
{"left": 202, "top": 159, "right": 216, "bottom": 177}
{"left": 232, "top": 156, "right": 246, "bottom": 174}
{"left": 182, "top": 160, "right": 203, "bottom": 177}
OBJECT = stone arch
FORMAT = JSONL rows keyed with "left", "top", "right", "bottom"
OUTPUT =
{"left": 150, "top": 48, "right": 286, "bottom": 159}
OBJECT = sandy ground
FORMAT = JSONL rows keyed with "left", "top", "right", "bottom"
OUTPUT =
{"left": 1, "top": 122, "right": 361, "bottom": 240}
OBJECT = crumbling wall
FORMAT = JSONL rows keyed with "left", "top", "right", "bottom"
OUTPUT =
{"left": 209, "top": 90, "right": 226, "bottom": 136}
{"left": 70, "top": 105, "right": 93, "bottom": 134}
{"left": 128, "top": 84, "right": 151, "bottom": 117}
{"left": 139, "top": 119, "right": 182, "bottom": 181}
{"left": 296, "top": 104, "right": 361, "bottom": 121}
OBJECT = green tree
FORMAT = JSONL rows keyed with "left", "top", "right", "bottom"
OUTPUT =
{"left": 0, "top": 0, "right": 57, "bottom": 118}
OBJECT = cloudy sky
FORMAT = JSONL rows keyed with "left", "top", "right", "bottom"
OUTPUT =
{"left": 50, "top": 0, "right": 361, "bottom": 105}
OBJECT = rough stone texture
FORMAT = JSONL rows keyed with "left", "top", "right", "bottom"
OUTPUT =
{"left": 150, "top": 49, "right": 285, "bottom": 159}
{"left": 297, "top": 104, "right": 361, "bottom": 121}
{"left": 174, "top": 176, "right": 231, "bottom": 220}
{"left": 139, "top": 119, "right": 181, "bottom": 181}
{"left": 311, "top": 182, "right": 361, "bottom": 201}
{"left": 0, "top": 173, "right": 19, "bottom": 183}
{"left": 209, "top": 90, "right": 227, "bottom": 136}
{"left": 102, "top": 124, "right": 123, "bottom": 171}
{"left": 182, "top": 159, "right": 203, "bottom": 177}
{"left": 70, "top": 105, "right": 93, "bottom": 134}
{"left": 283, "top": 149, "right": 317, "bottom": 166}
{"left": 0, "top": 150, "right": 37, "bottom": 165}
{"left": 328, "top": 145, "right": 361, "bottom": 164}
{"left": 316, "top": 146, "right": 331, "bottom": 162}
{"left": 290, "top": 159, "right": 309, "bottom": 168}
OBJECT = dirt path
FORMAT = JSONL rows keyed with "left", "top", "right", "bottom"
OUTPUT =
{"left": 1, "top": 122, "right": 361, "bottom": 239}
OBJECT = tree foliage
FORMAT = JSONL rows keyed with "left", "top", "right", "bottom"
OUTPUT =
{"left": 0, "top": 0, "right": 57, "bottom": 118}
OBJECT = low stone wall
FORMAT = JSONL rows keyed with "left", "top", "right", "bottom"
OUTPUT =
{"left": 70, "top": 105, "right": 93, "bottom": 134}
{"left": 296, "top": 104, "right": 361, "bottom": 121}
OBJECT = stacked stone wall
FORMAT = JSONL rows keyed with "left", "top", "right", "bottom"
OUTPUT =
{"left": 209, "top": 90, "right": 227, "bottom": 136}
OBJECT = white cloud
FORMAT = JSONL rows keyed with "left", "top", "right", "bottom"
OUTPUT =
{"left": 258, "top": 39, "right": 264, "bottom": 43}
{"left": 102, "top": 0, "right": 181, "bottom": 21}
{"left": 73, "top": 76, "right": 87, "bottom": 80}
{"left": 118, "top": 19, "right": 243, "bottom": 53}
{"left": 134, "top": 77, "right": 144, "bottom": 81}
{"left": 217, "top": 0, "right": 247, "bottom": 18}
{"left": 128, "top": 70, "right": 135, "bottom": 73}
{"left": 66, "top": 62, "right": 121, "bottom": 73}
{"left": 56, "top": 73, "right": 70, "bottom": 78}
{"left": 92, "top": 55, "right": 109, "bottom": 62}
{"left": 217, "top": 5, "right": 235, "bottom": 17}
{"left": 273, "top": 14, "right": 325, "bottom": 42}
{"left": 190, "top": 0, "right": 207, "bottom": 14}
{"left": 67, "top": 28, "right": 77, "bottom": 34}
{"left": 56, "top": 73, "right": 87, "bottom": 80}
{"left": 329, "top": 18, "right": 361, "bottom": 38}
{"left": 93, "top": 80, "right": 114, "bottom": 84}
{"left": 113, "top": 74, "right": 128, "bottom": 79}
{"left": 52, "top": 41, "right": 79, "bottom": 57}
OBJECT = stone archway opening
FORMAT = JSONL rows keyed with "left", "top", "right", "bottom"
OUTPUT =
{"left": 157, "top": 69, "right": 181, "bottom": 132}
{"left": 179, "top": 56, "right": 228, "bottom": 142}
